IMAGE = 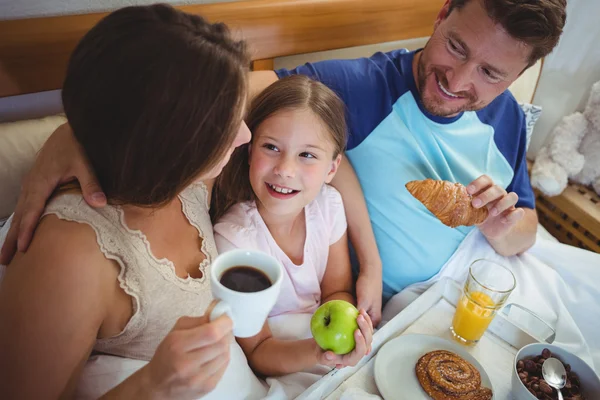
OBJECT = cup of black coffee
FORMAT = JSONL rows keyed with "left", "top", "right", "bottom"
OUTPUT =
{"left": 209, "top": 249, "right": 283, "bottom": 337}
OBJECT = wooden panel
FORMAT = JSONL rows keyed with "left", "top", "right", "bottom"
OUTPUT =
{"left": 527, "top": 160, "right": 600, "bottom": 253}
{"left": 545, "top": 183, "right": 600, "bottom": 240}
{"left": 534, "top": 184, "right": 600, "bottom": 254}
{"left": 252, "top": 59, "right": 275, "bottom": 71}
{"left": 0, "top": 0, "right": 442, "bottom": 97}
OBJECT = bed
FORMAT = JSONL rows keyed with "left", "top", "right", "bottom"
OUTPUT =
{"left": 1, "top": 0, "right": 598, "bottom": 398}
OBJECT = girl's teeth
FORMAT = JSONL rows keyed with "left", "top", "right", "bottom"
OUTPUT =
{"left": 269, "top": 184, "right": 293, "bottom": 194}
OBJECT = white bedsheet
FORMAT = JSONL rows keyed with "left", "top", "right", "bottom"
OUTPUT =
{"left": 383, "top": 229, "right": 600, "bottom": 374}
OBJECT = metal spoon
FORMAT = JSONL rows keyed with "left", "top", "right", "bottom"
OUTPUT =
{"left": 542, "top": 357, "right": 567, "bottom": 400}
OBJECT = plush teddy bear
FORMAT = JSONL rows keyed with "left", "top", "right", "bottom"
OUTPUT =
{"left": 531, "top": 80, "right": 600, "bottom": 196}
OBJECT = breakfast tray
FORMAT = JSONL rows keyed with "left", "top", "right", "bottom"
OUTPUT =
{"left": 297, "top": 278, "right": 554, "bottom": 400}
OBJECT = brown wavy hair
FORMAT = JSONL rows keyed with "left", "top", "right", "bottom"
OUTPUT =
{"left": 211, "top": 75, "right": 347, "bottom": 222}
{"left": 448, "top": 0, "right": 567, "bottom": 68}
{"left": 62, "top": 4, "right": 249, "bottom": 206}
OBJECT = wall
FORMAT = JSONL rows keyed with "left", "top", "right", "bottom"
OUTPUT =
{"left": 527, "top": 0, "right": 600, "bottom": 158}
{"left": 0, "top": 0, "right": 233, "bottom": 20}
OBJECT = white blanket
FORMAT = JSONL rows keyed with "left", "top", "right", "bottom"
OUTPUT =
{"left": 74, "top": 314, "right": 326, "bottom": 399}
{"left": 2, "top": 218, "right": 598, "bottom": 398}
{"left": 383, "top": 229, "right": 600, "bottom": 374}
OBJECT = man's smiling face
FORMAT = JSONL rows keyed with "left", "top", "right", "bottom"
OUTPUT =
{"left": 415, "top": 0, "right": 531, "bottom": 117}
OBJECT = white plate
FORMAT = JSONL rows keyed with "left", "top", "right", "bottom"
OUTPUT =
{"left": 374, "top": 334, "right": 495, "bottom": 400}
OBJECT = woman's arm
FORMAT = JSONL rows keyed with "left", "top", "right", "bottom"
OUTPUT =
{"left": 0, "top": 216, "right": 113, "bottom": 399}
{"left": 329, "top": 156, "right": 382, "bottom": 325}
{"left": 249, "top": 71, "right": 278, "bottom": 100}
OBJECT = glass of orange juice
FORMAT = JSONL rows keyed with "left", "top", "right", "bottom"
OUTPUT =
{"left": 451, "top": 259, "right": 516, "bottom": 345}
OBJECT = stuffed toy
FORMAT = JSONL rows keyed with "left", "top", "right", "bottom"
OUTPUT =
{"left": 531, "top": 80, "right": 600, "bottom": 196}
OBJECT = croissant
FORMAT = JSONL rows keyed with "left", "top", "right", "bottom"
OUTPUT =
{"left": 405, "top": 179, "right": 488, "bottom": 228}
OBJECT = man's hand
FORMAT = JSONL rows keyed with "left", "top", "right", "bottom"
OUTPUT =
{"left": 0, "top": 123, "right": 105, "bottom": 265}
{"left": 467, "top": 175, "right": 523, "bottom": 239}
{"left": 355, "top": 269, "right": 382, "bottom": 327}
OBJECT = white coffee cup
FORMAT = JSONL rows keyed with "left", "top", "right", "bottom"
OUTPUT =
{"left": 209, "top": 249, "right": 283, "bottom": 338}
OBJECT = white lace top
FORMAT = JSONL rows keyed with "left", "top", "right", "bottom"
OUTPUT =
{"left": 42, "top": 182, "right": 217, "bottom": 361}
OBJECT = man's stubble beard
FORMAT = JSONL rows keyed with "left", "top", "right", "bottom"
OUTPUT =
{"left": 416, "top": 54, "right": 482, "bottom": 117}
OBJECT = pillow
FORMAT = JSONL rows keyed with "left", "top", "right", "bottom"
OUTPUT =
{"left": 0, "top": 115, "right": 66, "bottom": 220}
{"left": 507, "top": 58, "right": 543, "bottom": 104}
{"left": 519, "top": 102, "right": 543, "bottom": 151}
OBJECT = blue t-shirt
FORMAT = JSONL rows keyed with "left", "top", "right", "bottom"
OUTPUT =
{"left": 276, "top": 49, "right": 534, "bottom": 300}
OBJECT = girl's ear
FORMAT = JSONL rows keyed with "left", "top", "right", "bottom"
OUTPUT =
{"left": 324, "top": 153, "right": 343, "bottom": 184}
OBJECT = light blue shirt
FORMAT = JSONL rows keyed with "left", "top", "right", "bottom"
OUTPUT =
{"left": 277, "top": 49, "right": 534, "bottom": 300}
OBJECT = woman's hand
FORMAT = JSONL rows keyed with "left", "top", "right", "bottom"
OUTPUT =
{"left": 316, "top": 309, "right": 374, "bottom": 369}
{"left": 0, "top": 123, "right": 105, "bottom": 265}
{"left": 140, "top": 314, "right": 233, "bottom": 399}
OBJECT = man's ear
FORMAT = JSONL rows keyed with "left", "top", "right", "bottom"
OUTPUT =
{"left": 324, "top": 154, "right": 342, "bottom": 184}
{"left": 434, "top": 0, "right": 451, "bottom": 31}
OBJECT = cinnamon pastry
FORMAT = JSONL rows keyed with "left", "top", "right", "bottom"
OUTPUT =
{"left": 416, "top": 350, "right": 493, "bottom": 400}
{"left": 405, "top": 179, "right": 488, "bottom": 228}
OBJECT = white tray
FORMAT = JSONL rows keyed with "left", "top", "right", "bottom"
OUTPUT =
{"left": 297, "top": 278, "right": 553, "bottom": 400}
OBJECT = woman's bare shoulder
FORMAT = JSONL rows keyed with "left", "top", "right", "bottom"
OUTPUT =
{"left": 0, "top": 214, "right": 119, "bottom": 400}
{"left": 7, "top": 213, "right": 118, "bottom": 287}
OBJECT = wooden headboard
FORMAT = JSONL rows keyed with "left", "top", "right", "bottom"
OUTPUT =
{"left": 0, "top": 0, "right": 443, "bottom": 98}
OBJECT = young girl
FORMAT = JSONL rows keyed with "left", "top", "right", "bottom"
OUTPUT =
{"left": 212, "top": 75, "right": 374, "bottom": 385}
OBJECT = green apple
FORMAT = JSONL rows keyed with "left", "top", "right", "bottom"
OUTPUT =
{"left": 311, "top": 300, "right": 359, "bottom": 355}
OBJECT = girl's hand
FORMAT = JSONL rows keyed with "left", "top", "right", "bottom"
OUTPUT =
{"left": 316, "top": 309, "right": 374, "bottom": 369}
{"left": 141, "top": 314, "right": 233, "bottom": 399}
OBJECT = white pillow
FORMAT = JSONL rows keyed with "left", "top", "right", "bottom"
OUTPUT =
{"left": 0, "top": 115, "right": 66, "bottom": 220}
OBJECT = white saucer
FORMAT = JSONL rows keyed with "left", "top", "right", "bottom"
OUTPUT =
{"left": 374, "top": 334, "right": 495, "bottom": 400}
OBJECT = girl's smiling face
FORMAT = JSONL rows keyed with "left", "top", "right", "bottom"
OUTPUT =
{"left": 249, "top": 108, "right": 341, "bottom": 218}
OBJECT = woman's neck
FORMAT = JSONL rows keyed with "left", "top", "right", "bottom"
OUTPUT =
{"left": 120, "top": 197, "right": 180, "bottom": 228}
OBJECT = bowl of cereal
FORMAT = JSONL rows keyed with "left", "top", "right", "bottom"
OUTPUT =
{"left": 513, "top": 343, "right": 600, "bottom": 400}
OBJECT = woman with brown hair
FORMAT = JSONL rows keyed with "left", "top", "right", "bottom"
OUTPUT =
{"left": 0, "top": 4, "right": 267, "bottom": 399}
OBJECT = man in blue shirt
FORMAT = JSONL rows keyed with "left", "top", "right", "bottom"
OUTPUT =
{"left": 0, "top": 0, "right": 567, "bottom": 326}
{"left": 264, "top": 0, "right": 567, "bottom": 308}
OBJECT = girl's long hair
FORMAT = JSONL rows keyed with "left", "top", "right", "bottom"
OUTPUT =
{"left": 211, "top": 75, "right": 347, "bottom": 222}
